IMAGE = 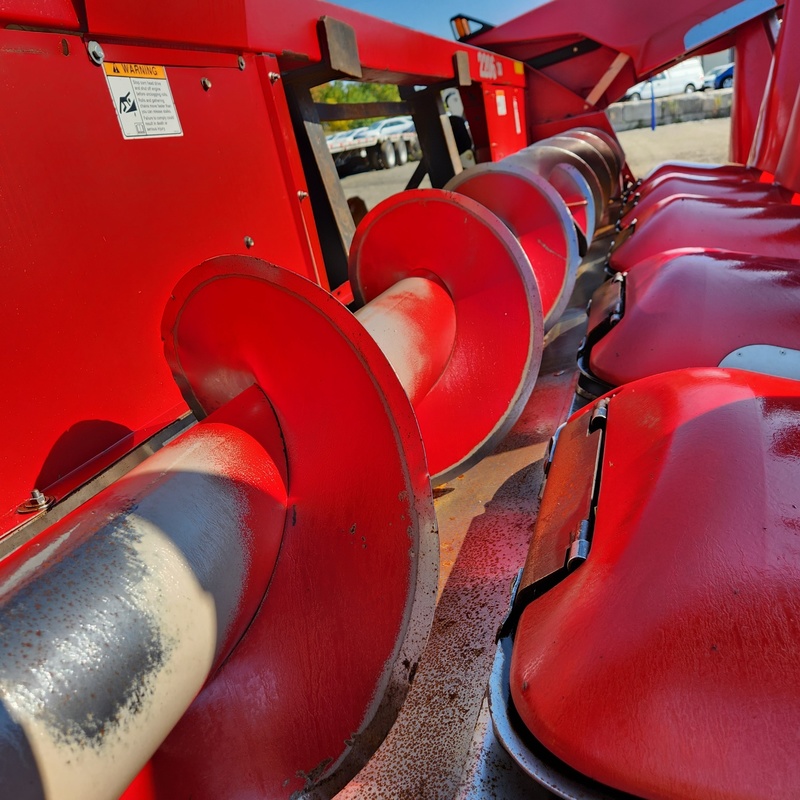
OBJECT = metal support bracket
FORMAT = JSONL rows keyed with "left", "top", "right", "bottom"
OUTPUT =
{"left": 400, "top": 84, "right": 463, "bottom": 188}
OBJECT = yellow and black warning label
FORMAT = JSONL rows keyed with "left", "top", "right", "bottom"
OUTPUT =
{"left": 103, "top": 62, "right": 182, "bottom": 140}
{"left": 103, "top": 63, "right": 166, "bottom": 80}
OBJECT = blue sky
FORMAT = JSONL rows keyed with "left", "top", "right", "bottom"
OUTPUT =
{"left": 330, "top": 0, "right": 542, "bottom": 39}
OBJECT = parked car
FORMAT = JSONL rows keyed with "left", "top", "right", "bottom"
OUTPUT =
{"left": 327, "top": 127, "right": 368, "bottom": 145}
{"left": 703, "top": 62, "right": 734, "bottom": 90}
{"left": 624, "top": 57, "right": 705, "bottom": 100}
{"left": 352, "top": 116, "right": 415, "bottom": 139}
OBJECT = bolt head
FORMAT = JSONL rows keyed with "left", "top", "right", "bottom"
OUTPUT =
{"left": 87, "top": 41, "right": 105, "bottom": 65}
{"left": 17, "top": 489, "right": 54, "bottom": 514}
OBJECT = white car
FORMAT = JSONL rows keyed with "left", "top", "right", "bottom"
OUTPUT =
{"left": 327, "top": 127, "right": 367, "bottom": 146}
{"left": 624, "top": 57, "right": 705, "bottom": 100}
{"left": 353, "top": 116, "right": 415, "bottom": 139}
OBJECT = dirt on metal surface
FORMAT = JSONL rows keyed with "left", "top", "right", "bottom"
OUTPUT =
{"left": 336, "top": 370, "right": 577, "bottom": 800}
{"left": 335, "top": 235, "right": 612, "bottom": 799}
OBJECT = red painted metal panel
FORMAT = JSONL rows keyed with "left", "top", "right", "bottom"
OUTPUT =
{"left": 482, "top": 85, "right": 528, "bottom": 160}
{"left": 774, "top": 44, "right": 800, "bottom": 192}
{"left": 79, "top": 0, "right": 526, "bottom": 88}
{"left": 0, "top": 32, "right": 321, "bottom": 536}
{"left": 0, "top": 0, "right": 82, "bottom": 28}
{"left": 620, "top": 178, "right": 791, "bottom": 227}
{"left": 609, "top": 196, "right": 800, "bottom": 273}
{"left": 591, "top": 250, "right": 800, "bottom": 385}
{"left": 730, "top": 17, "right": 774, "bottom": 164}
{"left": 83, "top": 0, "right": 252, "bottom": 50}
{"left": 511, "top": 368, "right": 800, "bottom": 799}
{"left": 749, "top": 0, "right": 800, "bottom": 173}
{"left": 526, "top": 76, "right": 622, "bottom": 149}
{"left": 473, "top": 0, "right": 776, "bottom": 82}
{"left": 642, "top": 162, "right": 763, "bottom": 184}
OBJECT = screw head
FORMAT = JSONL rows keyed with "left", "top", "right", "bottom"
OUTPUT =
{"left": 87, "top": 41, "right": 105, "bottom": 65}
{"left": 201, "top": 77, "right": 212, "bottom": 91}
{"left": 244, "top": 236, "right": 255, "bottom": 249}
{"left": 238, "top": 56, "right": 246, "bottom": 71}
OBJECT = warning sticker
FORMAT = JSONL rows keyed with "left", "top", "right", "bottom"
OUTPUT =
{"left": 495, "top": 90, "right": 508, "bottom": 117}
{"left": 103, "top": 62, "right": 182, "bottom": 140}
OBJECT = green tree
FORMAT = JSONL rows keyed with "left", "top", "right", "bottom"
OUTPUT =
{"left": 311, "top": 81, "right": 402, "bottom": 132}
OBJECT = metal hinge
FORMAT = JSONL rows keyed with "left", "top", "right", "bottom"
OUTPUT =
{"left": 589, "top": 397, "right": 609, "bottom": 431}
{"left": 539, "top": 421, "right": 567, "bottom": 499}
{"left": 505, "top": 398, "right": 610, "bottom": 636}
{"left": 577, "top": 276, "right": 625, "bottom": 400}
{"left": 567, "top": 519, "right": 591, "bottom": 570}
{"left": 565, "top": 397, "right": 609, "bottom": 569}
{"left": 554, "top": 397, "right": 608, "bottom": 573}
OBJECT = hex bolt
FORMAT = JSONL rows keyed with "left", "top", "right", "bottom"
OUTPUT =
{"left": 201, "top": 77, "right": 212, "bottom": 91}
{"left": 87, "top": 41, "right": 105, "bottom": 65}
{"left": 297, "top": 191, "right": 309, "bottom": 200}
{"left": 244, "top": 236, "right": 255, "bottom": 249}
{"left": 30, "top": 490, "right": 47, "bottom": 509}
{"left": 17, "top": 489, "right": 54, "bottom": 514}
{"left": 268, "top": 71, "right": 281, "bottom": 83}
{"left": 238, "top": 56, "right": 246, "bottom": 71}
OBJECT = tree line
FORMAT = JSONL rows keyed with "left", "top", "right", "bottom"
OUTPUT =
{"left": 311, "top": 81, "right": 402, "bottom": 132}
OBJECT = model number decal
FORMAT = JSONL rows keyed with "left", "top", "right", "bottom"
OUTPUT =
{"left": 477, "top": 52, "right": 504, "bottom": 81}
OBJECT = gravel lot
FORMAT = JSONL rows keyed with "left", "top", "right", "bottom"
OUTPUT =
{"left": 617, "top": 117, "right": 731, "bottom": 178}
{"left": 341, "top": 117, "right": 731, "bottom": 211}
